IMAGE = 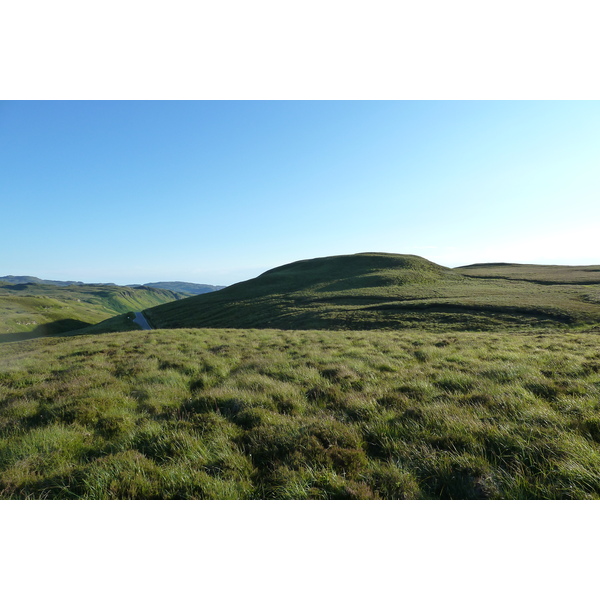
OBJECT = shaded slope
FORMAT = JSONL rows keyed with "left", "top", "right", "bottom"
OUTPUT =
{"left": 144, "top": 252, "right": 600, "bottom": 331}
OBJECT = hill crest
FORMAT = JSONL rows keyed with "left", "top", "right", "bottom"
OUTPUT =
{"left": 140, "top": 252, "right": 600, "bottom": 331}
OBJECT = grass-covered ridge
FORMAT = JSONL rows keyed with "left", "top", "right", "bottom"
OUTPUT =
{"left": 144, "top": 253, "right": 600, "bottom": 331}
{"left": 2, "top": 327, "right": 600, "bottom": 499}
{"left": 456, "top": 262, "right": 600, "bottom": 285}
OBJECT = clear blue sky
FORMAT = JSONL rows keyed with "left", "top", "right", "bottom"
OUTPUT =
{"left": 2, "top": 101, "right": 599, "bottom": 285}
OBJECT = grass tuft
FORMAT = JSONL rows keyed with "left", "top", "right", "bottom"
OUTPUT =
{"left": 2, "top": 327, "right": 600, "bottom": 498}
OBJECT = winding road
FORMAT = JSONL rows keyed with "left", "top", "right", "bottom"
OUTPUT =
{"left": 133, "top": 311, "right": 152, "bottom": 330}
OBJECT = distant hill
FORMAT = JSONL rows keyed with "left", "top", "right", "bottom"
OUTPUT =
{"left": 139, "top": 282, "right": 226, "bottom": 295}
{"left": 1, "top": 275, "right": 225, "bottom": 295}
{"left": 0, "top": 275, "right": 87, "bottom": 286}
{"left": 140, "top": 252, "right": 600, "bottom": 331}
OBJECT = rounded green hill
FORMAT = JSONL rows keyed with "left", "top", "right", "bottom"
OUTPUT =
{"left": 143, "top": 252, "right": 600, "bottom": 331}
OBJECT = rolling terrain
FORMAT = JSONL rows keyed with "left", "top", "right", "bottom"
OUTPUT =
{"left": 0, "top": 275, "right": 88, "bottom": 286}
{"left": 0, "top": 282, "right": 189, "bottom": 342}
{"left": 3, "top": 252, "right": 600, "bottom": 499}
{"left": 142, "top": 253, "right": 600, "bottom": 332}
{"left": 0, "top": 276, "right": 225, "bottom": 296}
{"left": 455, "top": 262, "right": 600, "bottom": 284}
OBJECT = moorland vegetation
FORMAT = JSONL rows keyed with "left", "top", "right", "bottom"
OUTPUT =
{"left": 2, "top": 327, "right": 600, "bottom": 499}
{"left": 1, "top": 253, "right": 600, "bottom": 499}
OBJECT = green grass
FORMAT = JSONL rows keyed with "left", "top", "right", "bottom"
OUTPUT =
{"left": 141, "top": 253, "right": 600, "bottom": 332}
{"left": 3, "top": 253, "right": 600, "bottom": 500}
{"left": 2, "top": 327, "right": 600, "bottom": 499}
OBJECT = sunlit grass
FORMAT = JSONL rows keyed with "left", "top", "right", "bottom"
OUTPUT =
{"left": 2, "top": 327, "right": 600, "bottom": 499}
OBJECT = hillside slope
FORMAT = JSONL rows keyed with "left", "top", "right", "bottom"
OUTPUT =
{"left": 144, "top": 253, "right": 600, "bottom": 331}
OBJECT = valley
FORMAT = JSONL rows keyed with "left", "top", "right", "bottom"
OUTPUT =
{"left": 0, "top": 282, "right": 189, "bottom": 342}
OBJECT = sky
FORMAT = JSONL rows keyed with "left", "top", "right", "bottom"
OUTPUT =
{"left": 2, "top": 100, "right": 599, "bottom": 286}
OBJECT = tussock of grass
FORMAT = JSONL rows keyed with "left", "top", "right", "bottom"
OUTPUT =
{"left": 2, "top": 327, "right": 600, "bottom": 499}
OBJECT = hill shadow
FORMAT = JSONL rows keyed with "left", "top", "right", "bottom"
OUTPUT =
{"left": 0, "top": 319, "right": 92, "bottom": 343}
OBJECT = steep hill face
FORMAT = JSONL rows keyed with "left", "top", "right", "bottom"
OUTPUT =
{"left": 144, "top": 252, "right": 600, "bottom": 331}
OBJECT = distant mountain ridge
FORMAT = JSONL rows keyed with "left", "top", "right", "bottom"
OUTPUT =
{"left": 1, "top": 276, "right": 225, "bottom": 295}
{"left": 0, "top": 275, "right": 88, "bottom": 286}
{"left": 137, "top": 282, "right": 226, "bottom": 295}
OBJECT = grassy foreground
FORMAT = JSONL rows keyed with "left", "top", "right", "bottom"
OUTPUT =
{"left": 2, "top": 327, "right": 600, "bottom": 499}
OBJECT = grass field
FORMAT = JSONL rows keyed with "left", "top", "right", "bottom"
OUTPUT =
{"left": 2, "top": 327, "right": 600, "bottom": 499}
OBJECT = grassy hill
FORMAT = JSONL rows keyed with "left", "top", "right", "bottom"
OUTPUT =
{"left": 2, "top": 326, "right": 600, "bottom": 499}
{"left": 0, "top": 282, "right": 189, "bottom": 342}
{"left": 143, "top": 253, "right": 600, "bottom": 331}
{"left": 4, "top": 252, "right": 600, "bottom": 500}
